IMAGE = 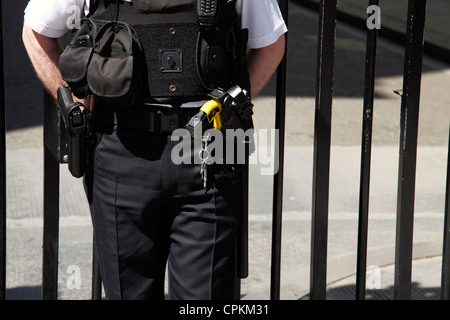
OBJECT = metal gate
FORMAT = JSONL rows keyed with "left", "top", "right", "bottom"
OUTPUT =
{"left": 1, "top": 0, "right": 449, "bottom": 300}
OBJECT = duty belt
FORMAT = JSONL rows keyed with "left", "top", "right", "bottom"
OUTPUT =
{"left": 112, "top": 107, "right": 200, "bottom": 133}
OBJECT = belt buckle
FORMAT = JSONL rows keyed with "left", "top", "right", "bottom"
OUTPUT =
{"left": 158, "top": 111, "right": 179, "bottom": 133}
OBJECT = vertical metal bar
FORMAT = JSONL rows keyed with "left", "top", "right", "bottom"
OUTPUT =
{"left": 237, "top": 141, "right": 249, "bottom": 278}
{"left": 0, "top": 0, "right": 6, "bottom": 301}
{"left": 91, "top": 236, "right": 102, "bottom": 300}
{"left": 270, "top": 0, "right": 289, "bottom": 301}
{"left": 233, "top": 144, "right": 248, "bottom": 300}
{"left": 42, "top": 90, "right": 60, "bottom": 300}
{"left": 355, "top": 0, "right": 379, "bottom": 301}
{"left": 232, "top": 167, "right": 246, "bottom": 299}
{"left": 441, "top": 123, "right": 450, "bottom": 300}
{"left": 310, "top": 0, "right": 337, "bottom": 300}
{"left": 239, "top": 157, "right": 249, "bottom": 281}
{"left": 394, "top": 0, "right": 426, "bottom": 300}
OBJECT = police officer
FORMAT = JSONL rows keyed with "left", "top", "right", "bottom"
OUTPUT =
{"left": 23, "top": 0, "right": 287, "bottom": 300}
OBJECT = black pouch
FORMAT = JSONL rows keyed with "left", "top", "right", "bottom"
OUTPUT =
{"left": 59, "top": 19, "right": 97, "bottom": 99}
{"left": 197, "top": 1, "right": 251, "bottom": 92}
{"left": 87, "top": 21, "right": 144, "bottom": 108}
{"left": 197, "top": 1, "right": 236, "bottom": 91}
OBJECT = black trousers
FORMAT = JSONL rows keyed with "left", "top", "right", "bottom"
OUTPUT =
{"left": 86, "top": 124, "right": 242, "bottom": 300}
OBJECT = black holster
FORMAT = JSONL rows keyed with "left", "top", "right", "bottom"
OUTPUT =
{"left": 57, "top": 86, "right": 92, "bottom": 179}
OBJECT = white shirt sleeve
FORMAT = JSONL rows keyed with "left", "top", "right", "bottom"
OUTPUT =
{"left": 24, "top": 0, "right": 87, "bottom": 38}
{"left": 24, "top": 0, "right": 286, "bottom": 46}
{"left": 236, "top": 0, "right": 287, "bottom": 49}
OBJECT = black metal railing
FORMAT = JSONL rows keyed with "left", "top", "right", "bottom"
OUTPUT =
{"left": 355, "top": 0, "right": 379, "bottom": 301}
{"left": 393, "top": 0, "right": 427, "bottom": 300}
{"left": 0, "top": 0, "right": 6, "bottom": 302}
{"left": 1, "top": 0, "right": 450, "bottom": 300}
{"left": 271, "top": 0, "right": 289, "bottom": 301}
{"left": 309, "top": 0, "right": 337, "bottom": 300}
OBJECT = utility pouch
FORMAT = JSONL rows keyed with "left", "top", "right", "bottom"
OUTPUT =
{"left": 59, "top": 19, "right": 97, "bottom": 99}
{"left": 197, "top": 1, "right": 236, "bottom": 91}
{"left": 197, "top": 0, "right": 250, "bottom": 93}
{"left": 87, "top": 21, "right": 145, "bottom": 108}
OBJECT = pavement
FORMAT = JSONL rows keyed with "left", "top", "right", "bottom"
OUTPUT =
{"left": 3, "top": 1, "right": 450, "bottom": 300}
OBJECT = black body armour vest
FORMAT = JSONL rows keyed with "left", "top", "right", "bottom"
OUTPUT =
{"left": 86, "top": 0, "right": 250, "bottom": 106}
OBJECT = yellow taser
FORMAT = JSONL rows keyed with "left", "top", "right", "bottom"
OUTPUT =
{"left": 200, "top": 99, "right": 223, "bottom": 130}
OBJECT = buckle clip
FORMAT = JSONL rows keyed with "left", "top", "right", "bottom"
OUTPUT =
{"left": 158, "top": 111, "right": 179, "bottom": 133}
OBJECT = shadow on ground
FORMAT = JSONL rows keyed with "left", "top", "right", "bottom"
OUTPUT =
{"left": 6, "top": 286, "right": 41, "bottom": 300}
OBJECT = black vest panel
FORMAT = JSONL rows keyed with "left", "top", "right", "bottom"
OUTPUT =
{"left": 87, "top": 0, "right": 249, "bottom": 105}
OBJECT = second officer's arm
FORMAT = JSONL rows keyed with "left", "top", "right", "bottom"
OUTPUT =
{"left": 246, "top": 34, "right": 286, "bottom": 99}
{"left": 22, "top": 22, "right": 66, "bottom": 102}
